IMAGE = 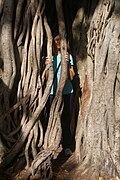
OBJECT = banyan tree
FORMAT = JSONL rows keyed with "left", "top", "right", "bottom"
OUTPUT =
{"left": 0, "top": 0, "right": 120, "bottom": 179}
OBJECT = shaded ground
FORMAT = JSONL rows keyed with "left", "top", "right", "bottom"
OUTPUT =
{"left": 52, "top": 148, "right": 77, "bottom": 180}
{"left": 0, "top": 145, "right": 77, "bottom": 180}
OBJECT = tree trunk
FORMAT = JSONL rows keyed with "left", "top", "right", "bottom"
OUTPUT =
{"left": 73, "top": 0, "right": 120, "bottom": 179}
{"left": 0, "top": 0, "right": 120, "bottom": 179}
{"left": 0, "top": 0, "right": 54, "bottom": 178}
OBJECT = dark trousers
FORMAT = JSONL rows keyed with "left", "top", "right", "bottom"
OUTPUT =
{"left": 49, "top": 93, "right": 74, "bottom": 149}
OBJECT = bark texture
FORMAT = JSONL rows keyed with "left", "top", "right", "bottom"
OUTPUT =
{"left": 0, "top": 0, "right": 120, "bottom": 179}
{"left": 0, "top": 0, "right": 54, "bottom": 178}
{"left": 73, "top": 0, "right": 120, "bottom": 179}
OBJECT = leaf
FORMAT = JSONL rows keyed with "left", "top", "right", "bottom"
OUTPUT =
{"left": 99, "top": 177, "right": 104, "bottom": 180}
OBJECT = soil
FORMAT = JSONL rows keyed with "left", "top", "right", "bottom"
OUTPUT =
{"left": 0, "top": 145, "right": 77, "bottom": 180}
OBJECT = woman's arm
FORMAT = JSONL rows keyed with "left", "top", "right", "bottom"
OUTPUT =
{"left": 69, "top": 65, "right": 75, "bottom": 80}
{"left": 65, "top": 53, "right": 75, "bottom": 80}
{"left": 45, "top": 57, "right": 52, "bottom": 80}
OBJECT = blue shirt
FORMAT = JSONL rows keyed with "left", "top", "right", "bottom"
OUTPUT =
{"left": 50, "top": 54, "right": 74, "bottom": 95}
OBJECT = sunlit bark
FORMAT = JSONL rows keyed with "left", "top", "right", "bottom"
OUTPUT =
{"left": 74, "top": 1, "right": 120, "bottom": 179}
{"left": 0, "top": 0, "right": 120, "bottom": 179}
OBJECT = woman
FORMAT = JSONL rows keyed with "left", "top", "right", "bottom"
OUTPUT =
{"left": 45, "top": 34, "right": 75, "bottom": 156}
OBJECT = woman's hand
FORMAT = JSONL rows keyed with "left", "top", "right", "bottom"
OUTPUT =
{"left": 45, "top": 57, "right": 52, "bottom": 65}
{"left": 45, "top": 57, "right": 52, "bottom": 80}
{"left": 65, "top": 52, "right": 69, "bottom": 62}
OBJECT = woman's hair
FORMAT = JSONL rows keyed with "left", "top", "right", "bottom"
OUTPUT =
{"left": 52, "top": 30, "right": 59, "bottom": 39}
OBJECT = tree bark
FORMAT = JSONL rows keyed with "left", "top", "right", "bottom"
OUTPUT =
{"left": 0, "top": 0, "right": 120, "bottom": 179}
{"left": 73, "top": 0, "right": 120, "bottom": 179}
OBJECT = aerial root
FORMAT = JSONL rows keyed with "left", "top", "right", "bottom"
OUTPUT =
{"left": 22, "top": 149, "right": 53, "bottom": 180}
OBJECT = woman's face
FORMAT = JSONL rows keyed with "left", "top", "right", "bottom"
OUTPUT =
{"left": 53, "top": 35, "right": 61, "bottom": 49}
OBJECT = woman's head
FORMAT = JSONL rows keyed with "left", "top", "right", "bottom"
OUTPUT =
{"left": 53, "top": 34, "right": 61, "bottom": 49}
{"left": 52, "top": 34, "right": 61, "bottom": 54}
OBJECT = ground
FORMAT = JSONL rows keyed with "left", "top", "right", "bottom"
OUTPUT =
{"left": 0, "top": 145, "right": 77, "bottom": 180}
{"left": 1, "top": 150, "right": 119, "bottom": 180}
